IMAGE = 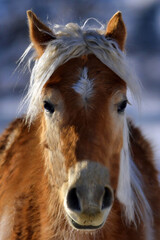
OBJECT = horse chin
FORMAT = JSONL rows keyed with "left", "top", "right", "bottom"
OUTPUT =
{"left": 67, "top": 215, "right": 104, "bottom": 231}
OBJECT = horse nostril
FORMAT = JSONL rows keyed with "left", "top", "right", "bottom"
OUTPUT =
{"left": 67, "top": 188, "right": 81, "bottom": 211}
{"left": 102, "top": 187, "right": 113, "bottom": 210}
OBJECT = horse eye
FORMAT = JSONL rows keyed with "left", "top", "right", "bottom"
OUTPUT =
{"left": 43, "top": 101, "right": 55, "bottom": 114}
{"left": 117, "top": 100, "right": 128, "bottom": 114}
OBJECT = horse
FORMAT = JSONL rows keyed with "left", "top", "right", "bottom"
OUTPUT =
{"left": 0, "top": 10, "right": 159, "bottom": 240}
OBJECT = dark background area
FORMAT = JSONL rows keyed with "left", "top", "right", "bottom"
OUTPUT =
{"left": 0, "top": 0, "right": 159, "bottom": 165}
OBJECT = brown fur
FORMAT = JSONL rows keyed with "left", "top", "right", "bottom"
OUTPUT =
{"left": 43, "top": 55, "right": 126, "bottom": 190}
{"left": 0, "top": 118, "right": 159, "bottom": 239}
{"left": 0, "top": 11, "right": 159, "bottom": 240}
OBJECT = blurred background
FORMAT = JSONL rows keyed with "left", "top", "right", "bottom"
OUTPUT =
{"left": 0, "top": 0, "right": 159, "bottom": 168}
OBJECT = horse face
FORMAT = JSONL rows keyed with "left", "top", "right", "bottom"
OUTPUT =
{"left": 42, "top": 55, "right": 127, "bottom": 230}
{"left": 27, "top": 10, "right": 127, "bottom": 231}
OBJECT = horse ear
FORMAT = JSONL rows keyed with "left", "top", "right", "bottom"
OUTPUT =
{"left": 27, "top": 10, "right": 55, "bottom": 57}
{"left": 105, "top": 11, "right": 127, "bottom": 51}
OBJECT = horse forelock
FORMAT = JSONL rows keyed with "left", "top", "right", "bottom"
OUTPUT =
{"left": 19, "top": 20, "right": 152, "bottom": 229}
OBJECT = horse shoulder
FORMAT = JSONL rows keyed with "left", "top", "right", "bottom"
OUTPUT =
{"left": 0, "top": 116, "right": 44, "bottom": 191}
{"left": 129, "top": 120, "right": 159, "bottom": 182}
{"left": 129, "top": 120, "right": 160, "bottom": 238}
{"left": 0, "top": 117, "right": 44, "bottom": 239}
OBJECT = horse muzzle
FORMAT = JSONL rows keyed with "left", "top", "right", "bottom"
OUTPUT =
{"left": 64, "top": 161, "right": 114, "bottom": 230}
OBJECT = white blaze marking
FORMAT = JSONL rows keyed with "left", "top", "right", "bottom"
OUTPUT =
{"left": 72, "top": 67, "right": 94, "bottom": 102}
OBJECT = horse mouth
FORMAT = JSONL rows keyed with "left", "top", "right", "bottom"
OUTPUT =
{"left": 68, "top": 215, "right": 104, "bottom": 230}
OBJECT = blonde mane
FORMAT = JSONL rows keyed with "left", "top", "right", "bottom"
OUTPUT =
{"left": 19, "top": 20, "right": 152, "bottom": 230}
